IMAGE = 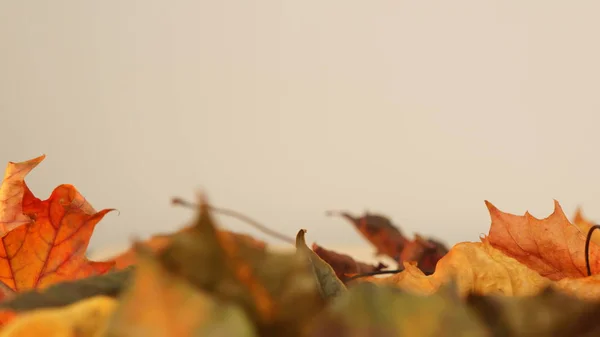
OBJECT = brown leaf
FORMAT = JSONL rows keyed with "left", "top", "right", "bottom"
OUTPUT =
{"left": 327, "top": 210, "right": 408, "bottom": 260}
{"left": 326, "top": 210, "right": 447, "bottom": 272}
{"left": 311, "top": 243, "right": 387, "bottom": 283}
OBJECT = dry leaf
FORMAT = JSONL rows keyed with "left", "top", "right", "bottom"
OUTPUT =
{"left": 326, "top": 210, "right": 447, "bottom": 271}
{"left": 572, "top": 206, "right": 600, "bottom": 247}
{"left": 104, "top": 244, "right": 256, "bottom": 337}
{"left": 0, "top": 296, "right": 117, "bottom": 337}
{"left": 152, "top": 197, "right": 325, "bottom": 337}
{"left": 295, "top": 230, "right": 347, "bottom": 299}
{"left": 0, "top": 156, "right": 115, "bottom": 297}
{"left": 310, "top": 282, "right": 490, "bottom": 337}
{"left": 486, "top": 200, "right": 600, "bottom": 280}
{"left": 108, "top": 224, "right": 266, "bottom": 270}
{"left": 467, "top": 287, "right": 600, "bottom": 337}
{"left": 0, "top": 155, "right": 45, "bottom": 237}
{"left": 311, "top": 243, "right": 387, "bottom": 283}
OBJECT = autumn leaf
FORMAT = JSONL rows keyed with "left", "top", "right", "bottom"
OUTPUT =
{"left": 362, "top": 238, "right": 600, "bottom": 301}
{"left": 326, "top": 210, "right": 448, "bottom": 272}
{"left": 152, "top": 196, "right": 325, "bottom": 337}
{"left": 573, "top": 206, "right": 600, "bottom": 247}
{"left": 0, "top": 267, "right": 131, "bottom": 313}
{"left": 0, "top": 156, "right": 115, "bottom": 295}
{"left": 467, "top": 287, "right": 600, "bottom": 337}
{"left": 296, "top": 229, "right": 347, "bottom": 299}
{"left": 104, "top": 244, "right": 257, "bottom": 337}
{"left": 326, "top": 210, "right": 408, "bottom": 260}
{"left": 0, "top": 296, "right": 117, "bottom": 337}
{"left": 310, "top": 282, "right": 491, "bottom": 337}
{"left": 311, "top": 243, "right": 387, "bottom": 283}
{"left": 361, "top": 241, "right": 547, "bottom": 297}
{"left": 0, "top": 155, "right": 45, "bottom": 237}
{"left": 0, "top": 311, "right": 16, "bottom": 329}
{"left": 108, "top": 224, "right": 266, "bottom": 270}
{"left": 486, "top": 200, "right": 600, "bottom": 280}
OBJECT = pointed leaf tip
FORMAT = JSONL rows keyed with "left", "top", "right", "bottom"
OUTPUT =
{"left": 296, "top": 229, "right": 308, "bottom": 247}
{"left": 483, "top": 200, "right": 495, "bottom": 211}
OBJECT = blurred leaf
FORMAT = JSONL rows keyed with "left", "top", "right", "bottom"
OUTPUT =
{"left": 325, "top": 210, "right": 447, "bottom": 271}
{"left": 467, "top": 287, "right": 600, "bottom": 337}
{"left": 154, "top": 197, "right": 325, "bottom": 337}
{"left": 0, "top": 267, "right": 132, "bottom": 312}
{"left": 310, "top": 282, "right": 490, "bottom": 337}
{"left": 104, "top": 244, "right": 256, "bottom": 337}
{"left": 0, "top": 296, "right": 117, "bottom": 337}
{"left": 311, "top": 243, "right": 387, "bottom": 283}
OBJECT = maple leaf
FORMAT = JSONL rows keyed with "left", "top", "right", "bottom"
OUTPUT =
{"left": 362, "top": 239, "right": 600, "bottom": 301}
{"left": 311, "top": 243, "right": 387, "bottom": 283}
{"left": 485, "top": 200, "right": 600, "bottom": 280}
{"left": 104, "top": 244, "right": 257, "bottom": 337}
{"left": 0, "top": 156, "right": 115, "bottom": 294}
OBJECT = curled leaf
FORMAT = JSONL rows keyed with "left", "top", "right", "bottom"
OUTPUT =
{"left": 326, "top": 210, "right": 447, "bottom": 271}
{"left": 296, "top": 229, "right": 346, "bottom": 299}
{"left": 311, "top": 243, "right": 387, "bottom": 283}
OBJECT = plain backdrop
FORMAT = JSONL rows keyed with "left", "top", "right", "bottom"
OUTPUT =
{"left": 2, "top": 1, "right": 600, "bottom": 259}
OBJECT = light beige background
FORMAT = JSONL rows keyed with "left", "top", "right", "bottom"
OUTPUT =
{"left": 2, "top": 1, "right": 600, "bottom": 260}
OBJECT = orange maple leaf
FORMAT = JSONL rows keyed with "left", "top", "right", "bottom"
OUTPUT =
{"left": 0, "top": 156, "right": 115, "bottom": 294}
{"left": 485, "top": 200, "right": 600, "bottom": 280}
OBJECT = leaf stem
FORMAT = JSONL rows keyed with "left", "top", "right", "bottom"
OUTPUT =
{"left": 585, "top": 224, "right": 600, "bottom": 276}
{"left": 172, "top": 197, "right": 295, "bottom": 244}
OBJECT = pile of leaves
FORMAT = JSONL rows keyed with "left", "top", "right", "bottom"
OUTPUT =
{"left": 2, "top": 155, "right": 600, "bottom": 336}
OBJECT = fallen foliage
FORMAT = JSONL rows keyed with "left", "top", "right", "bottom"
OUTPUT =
{"left": 3, "top": 155, "right": 600, "bottom": 336}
